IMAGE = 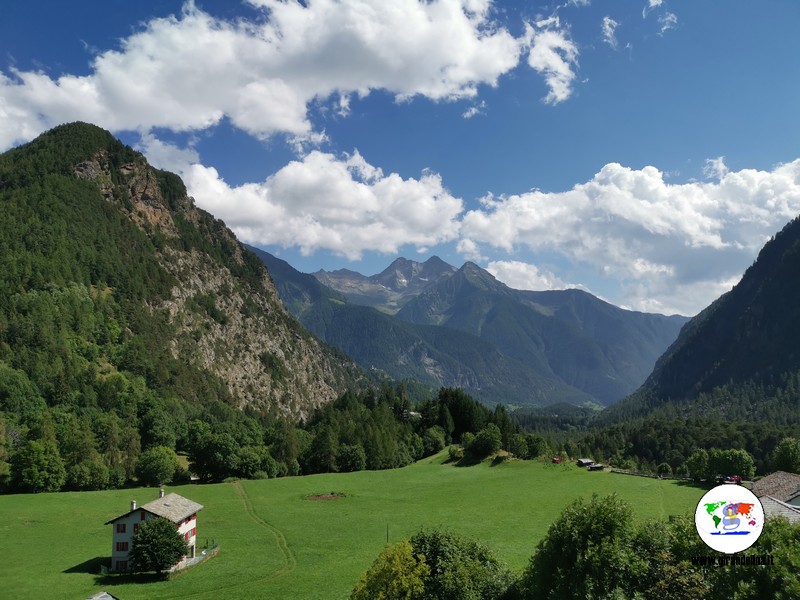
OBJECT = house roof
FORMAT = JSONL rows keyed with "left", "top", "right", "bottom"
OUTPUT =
{"left": 105, "top": 493, "right": 203, "bottom": 525}
{"left": 751, "top": 471, "right": 800, "bottom": 502}
{"left": 762, "top": 496, "right": 800, "bottom": 523}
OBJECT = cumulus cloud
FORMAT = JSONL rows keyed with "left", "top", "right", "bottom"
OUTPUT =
{"left": 460, "top": 160, "right": 800, "bottom": 314}
{"left": 524, "top": 16, "right": 580, "bottom": 104}
{"left": 139, "top": 129, "right": 800, "bottom": 315}
{"left": 487, "top": 260, "right": 568, "bottom": 291}
{"left": 149, "top": 140, "right": 464, "bottom": 260}
{"left": 602, "top": 16, "right": 620, "bottom": 49}
{"left": 0, "top": 0, "right": 534, "bottom": 150}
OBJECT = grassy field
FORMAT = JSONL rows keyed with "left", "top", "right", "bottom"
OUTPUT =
{"left": 0, "top": 454, "right": 705, "bottom": 599}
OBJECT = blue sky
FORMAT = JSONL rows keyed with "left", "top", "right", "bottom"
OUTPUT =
{"left": 2, "top": 0, "right": 800, "bottom": 315}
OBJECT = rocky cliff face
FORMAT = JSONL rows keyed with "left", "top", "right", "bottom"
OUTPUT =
{"left": 71, "top": 129, "right": 361, "bottom": 419}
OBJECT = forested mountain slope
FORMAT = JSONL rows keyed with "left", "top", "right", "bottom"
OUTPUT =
{"left": 0, "top": 122, "right": 361, "bottom": 425}
{"left": 396, "top": 262, "right": 687, "bottom": 405}
{"left": 605, "top": 214, "right": 800, "bottom": 422}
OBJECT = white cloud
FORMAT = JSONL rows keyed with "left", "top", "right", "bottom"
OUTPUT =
{"left": 642, "top": 0, "right": 664, "bottom": 18}
{"left": 462, "top": 100, "right": 487, "bottom": 119}
{"left": 138, "top": 131, "right": 800, "bottom": 315}
{"left": 658, "top": 12, "right": 678, "bottom": 35}
{"left": 642, "top": 0, "right": 677, "bottom": 35}
{"left": 525, "top": 16, "right": 580, "bottom": 104}
{"left": 153, "top": 142, "right": 464, "bottom": 261}
{"left": 487, "top": 260, "right": 568, "bottom": 291}
{"left": 601, "top": 16, "right": 620, "bottom": 49}
{"left": 460, "top": 160, "right": 800, "bottom": 314}
{"left": 0, "top": 0, "right": 533, "bottom": 151}
{"left": 136, "top": 132, "right": 200, "bottom": 174}
{"left": 703, "top": 156, "right": 729, "bottom": 180}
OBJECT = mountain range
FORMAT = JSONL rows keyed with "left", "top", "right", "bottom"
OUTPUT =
{"left": 8, "top": 122, "right": 800, "bottom": 425}
{"left": 253, "top": 249, "right": 688, "bottom": 407}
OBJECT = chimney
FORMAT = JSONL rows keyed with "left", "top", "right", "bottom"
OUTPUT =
{"left": 159, "top": 488, "right": 165, "bottom": 498}
{"left": 131, "top": 500, "right": 137, "bottom": 511}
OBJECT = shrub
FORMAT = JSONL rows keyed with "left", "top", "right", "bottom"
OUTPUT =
{"left": 465, "top": 424, "right": 502, "bottom": 460}
{"left": 410, "top": 528, "right": 514, "bottom": 600}
{"left": 351, "top": 538, "right": 429, "bottom": 600}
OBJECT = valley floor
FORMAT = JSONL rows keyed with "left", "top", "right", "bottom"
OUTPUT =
{"left": 0, "top": 453, "right": 703, "bottom": 599}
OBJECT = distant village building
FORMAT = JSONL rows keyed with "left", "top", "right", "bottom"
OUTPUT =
{"left": 577, "top": 458, "right": 594, "bottom": 468}
{"left": 785, "top": 490, "right": 800, "bottom": 507}
{"left": 751, "top": 471, "right": 800, "bottom": 503}
{"left": 761, "top": 496, "right": 800, "bottom": 524}
{"left": 588, "top": 463, "right": 605, "bottom": 471}
{"left": 105, "top": 489, "right": 203, "bottom": 572}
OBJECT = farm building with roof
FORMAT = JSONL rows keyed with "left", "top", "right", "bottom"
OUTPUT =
{"left": 105, "top": 489, "right": 203, "bottom": 572}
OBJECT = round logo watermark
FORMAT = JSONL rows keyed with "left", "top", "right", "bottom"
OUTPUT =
{"left": 694, "top": 484, "right": 764, "bottom": 553}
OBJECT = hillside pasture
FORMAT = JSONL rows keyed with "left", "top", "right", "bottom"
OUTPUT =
{"left": 0, "top": 453, "right": 702, "bottom": 599}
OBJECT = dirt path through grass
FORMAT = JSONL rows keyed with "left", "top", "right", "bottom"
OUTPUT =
{"left": 233, "top": 481, "right": 297, "bottom": 579}
{"left": 178, "top": 481, "right": 298, "bottom": 599}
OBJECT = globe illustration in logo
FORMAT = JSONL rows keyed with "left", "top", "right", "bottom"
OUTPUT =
{"left": 694, "top": 484, "right": 764, "bottom": 553}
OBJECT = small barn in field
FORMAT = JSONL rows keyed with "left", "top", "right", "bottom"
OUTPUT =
{"left": 577, "top": 458, "right": 594, "bottom": 468}
{"left": 105, "top": 489, "right": 203, "bottom": 572}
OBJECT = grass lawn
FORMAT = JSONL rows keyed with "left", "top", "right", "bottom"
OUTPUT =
{"left": 0, "top": 454, "right": 705, "bottom": 599}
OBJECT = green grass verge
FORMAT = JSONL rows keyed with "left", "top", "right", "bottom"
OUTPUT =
{"left": 0, "top": 454, "right": 704, "bottom": 599}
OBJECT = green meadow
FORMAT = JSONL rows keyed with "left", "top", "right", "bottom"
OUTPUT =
{"left": 0, "top": 454, "right": 704, "bottom": 599}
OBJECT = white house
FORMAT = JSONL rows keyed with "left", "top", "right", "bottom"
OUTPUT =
{"left": 105, "top": 489, "right": 204, "bottom": 572}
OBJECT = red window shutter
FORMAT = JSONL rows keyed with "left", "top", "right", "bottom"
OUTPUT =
{"left": 140, "top": 511, "right": 146, "bottom": 521}
{"left": 116, "top": 523, "right": 126, "bottom": 533}
{"left": 133, "top": 523, "right": 139, "bottom": 534}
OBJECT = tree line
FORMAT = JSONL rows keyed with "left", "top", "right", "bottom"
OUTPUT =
{"left": 0, "top": 380, "right": 551, "bottom": 493}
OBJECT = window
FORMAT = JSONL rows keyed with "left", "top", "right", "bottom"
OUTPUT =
{"left": 185, "top": 532, "right": 190, "bottom": 541}
{"left": 115, "top": 560, "right": 128, "bottom": 571}
{"left": 140, "top": 511, "right": 146, "bottom": 521}
{"left": 133, "top": 523, "right": 139, "bottom": 534}
{"left": 116, "top": 523, "right": 126, "bottom": 533}
{"left": 116, "top": 542, "right": 129, "bottom": 552}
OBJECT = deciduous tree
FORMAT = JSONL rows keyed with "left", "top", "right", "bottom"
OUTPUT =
{"left": 129, "top": 517, "right": 188, "bottom": 575}
{"left": 773, "top": 437, "right": 800, "bottom": 473}
{"left": 136, "top": 445, "right": 178, "bottom": 486}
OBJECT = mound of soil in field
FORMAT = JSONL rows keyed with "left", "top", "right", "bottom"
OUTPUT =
{"left": 306, "top": 492, "right": 346, "bottom": 501}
